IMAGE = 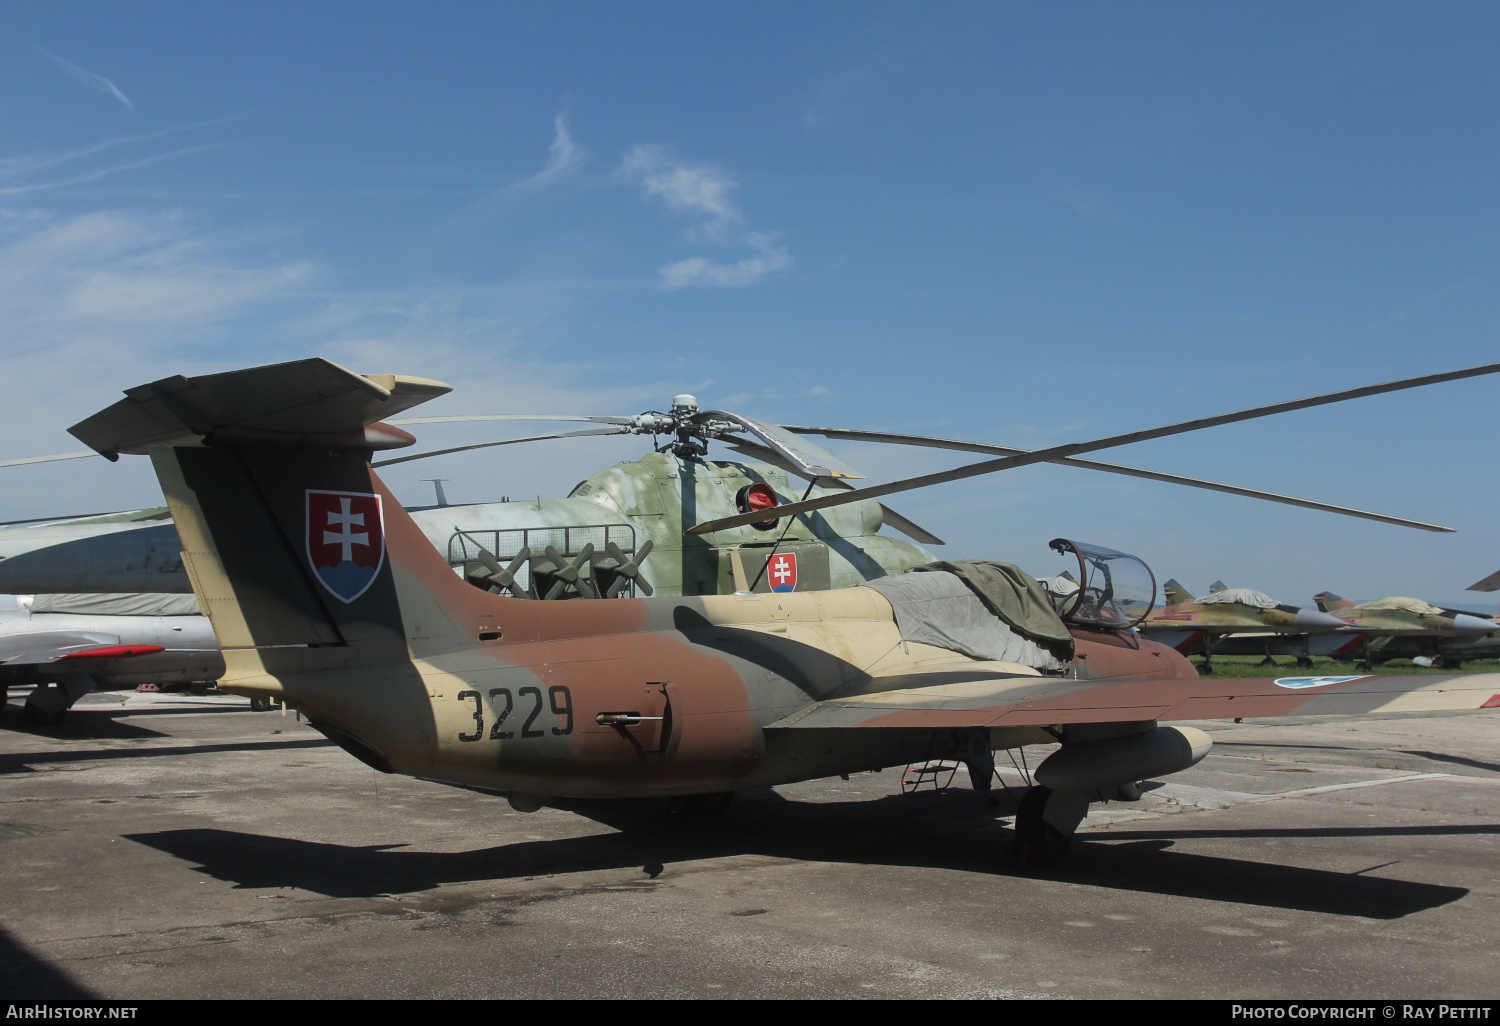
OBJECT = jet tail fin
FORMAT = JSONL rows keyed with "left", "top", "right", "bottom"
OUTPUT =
{"left": 68, "top": 360, "right": 481, "bottom": 684}
{"left": 1312, "top": 590, "right": 1355, "bottom": 613}
{"left": 1162, "top": 578, "right": 1195, "bottom": 606}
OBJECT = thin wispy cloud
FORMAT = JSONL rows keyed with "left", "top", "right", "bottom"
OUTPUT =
{"left": 32, "top": 43, "right": 134, "bottom": 110}
{"left": 0, "top": 119, "right": 247, "bottom": 198}
{"left": 659, "top": 232, "right": 790, "bottom": 289}
{"left": 499, "top": 115, "right": 584, "bottom": 197}
{"left": 621, "top": 146, "right": 789, "bottom": 288}
{"left": 621, "top": 145, "right": 740, "bottom": 241}
{"left": 0, "top": 143, "right": 229, "bottom": 197}
{"left": 1347, "top": 268, "right": 1497, "bottom": 340}
{"left": 427, "top": 114, "right": 585, "bottom": 247}
{"left": 0, "top": 203, "right": 695, "bottom": 520}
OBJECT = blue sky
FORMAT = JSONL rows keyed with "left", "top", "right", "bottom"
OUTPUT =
{"left": 2, "top": 1, "right": 1499, "bottom": 607}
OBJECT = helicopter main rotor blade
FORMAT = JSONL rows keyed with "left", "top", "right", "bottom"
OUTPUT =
{"left": 688, "top": 360, "right": 1500, "bottom": 536}
{"left": 721, "top": 437, "right": 947, "bottom": 545}
{"left": 389, "top": 414, "right": 638, "bottom": 426}
{"left": 1466, "top": 569, "right": 1500, "bottom": 592}
{"left": 0, "top": 510, "right": 150, "bottom": 527}
{"left": 372, "top": 427, "right": 632, "bottom": 467}
{"left": 782, "top": 426, "right": 1453, "bottom": 533}
{"left": 0, "top": 450, "right": 100, "bottom": 469}
{"left": 705, "top": 413, "right": 865, "bottom": 480}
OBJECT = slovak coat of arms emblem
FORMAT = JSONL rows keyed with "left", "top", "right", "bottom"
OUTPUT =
{"left": 306, "top": 490, "right": 385, "bottom": 603}
{"left": 767, "top": 551, "right": 798, "bottom": 593}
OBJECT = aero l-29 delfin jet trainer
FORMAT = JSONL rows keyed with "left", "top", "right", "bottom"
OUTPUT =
{"left": 61, "top": 358, "right": 1500, "bottom": 864}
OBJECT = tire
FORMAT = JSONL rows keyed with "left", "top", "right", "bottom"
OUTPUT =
{"left": 1009, "top": 785, "right": 1073, "bottom": 866}
{"left": 249, "top": 697, "right": 272, "bottom": 712}
{"left": 1115, "top": 780, "right": 1143, "bottom": 802}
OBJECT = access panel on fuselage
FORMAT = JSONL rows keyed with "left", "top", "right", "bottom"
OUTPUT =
{"left": 713, "top": 541, "right": 831, "bottom": 595}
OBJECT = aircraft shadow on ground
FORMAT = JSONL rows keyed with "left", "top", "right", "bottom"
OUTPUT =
{"left": 0, "top": 702, "right": 287, "bottom": 741}
{"left": 1216, "top": 740, "right": 1500, "bottom": 777}
{"left": 124, "top": 787, "right": 1469, "bottom": 919}
{"left": 0, "top": 737, "right": 333, "bottom": 774}
{"left": 1395, "top": 750, "right": 1500, "bottom": 775}
{"left": 0, "top": 926, "right": 95, "bottom": 999}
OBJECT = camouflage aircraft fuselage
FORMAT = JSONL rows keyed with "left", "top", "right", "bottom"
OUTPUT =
{"left": 1330, "top": 600, "right": 1493, "bottom": 637}
{"left": 57, "top": 355, "right": 1500, "bottom": 868}
{"left": 1142, "top": 599, "right": 1324, "bottom": 634}
{"left": 1310, "top": 598, "right": 1500, "bottom": 662}
{"left": 444, "top": 450, "right": 935, "bottom": 598}
{"left": 165, "top": 445, "right": 1493, "bottom": 805}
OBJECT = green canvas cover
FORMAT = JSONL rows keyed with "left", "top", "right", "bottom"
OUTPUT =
{"left": 906, "top": 559, "right": 1075, "bottom": 661}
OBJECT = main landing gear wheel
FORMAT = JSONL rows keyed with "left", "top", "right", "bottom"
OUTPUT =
{"left": 672, "top": 792, "right": 735, "bottom": 819}
{"left": 249, "top": 698, "right": 272, "bottom": 712}
{"left": 1114, "top": 780, "right": 1143, "bottom": 802}
{"left": 1008, "top": 785, "right": 1073, "bottom": 867}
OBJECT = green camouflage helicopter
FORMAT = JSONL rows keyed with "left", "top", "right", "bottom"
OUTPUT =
{"left": 1, "top": 388, "right": 1455, "bottom": 606}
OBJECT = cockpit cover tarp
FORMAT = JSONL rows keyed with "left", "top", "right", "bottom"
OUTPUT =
{"left": 1355, "top": 596, "right": 1445, "bottom": 615}
{"left": 26, "top": 593, "right": 204, "bottom": 617}
{"left": 1195, "top": 588, "right": 1278, "bottom": 609}
{"left": 913, "top": 561, "right": 1074, "bottom": 646}
{"left": 862, "top": 571, "right": 1068, "bottom": 672}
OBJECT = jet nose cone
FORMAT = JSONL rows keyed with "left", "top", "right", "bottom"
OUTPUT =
{"left": 1294, "top": 607, "right": 1351, "bottom": 631}
{"left": 1452, "top": 613, "right": 1497, "bottom": 634}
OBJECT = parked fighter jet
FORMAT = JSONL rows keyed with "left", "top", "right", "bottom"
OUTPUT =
{"left": 53, "top": 357, "right": 1500, "bottom": 866}
{"left": 0, "top": 591, "right": 221, "bottom": 723}
{"left": 1137, "top": 581, "right": 1349, "bottom": 672}
{"left": 1310, "top": 592, "right": 1500, "bottom": 669}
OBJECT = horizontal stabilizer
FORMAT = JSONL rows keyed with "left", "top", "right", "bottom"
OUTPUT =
{"left": 69, "top": 358, "right": 451, "bottom": 459}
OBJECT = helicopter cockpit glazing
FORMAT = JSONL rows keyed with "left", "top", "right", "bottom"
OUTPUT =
{"left": 1047, "top": 538, "right": 1157, "bottom": 630}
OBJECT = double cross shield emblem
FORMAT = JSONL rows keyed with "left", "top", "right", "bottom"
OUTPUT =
{"left": 306, "top": 490, "right": 386, "bottom": 603}
{"left": 767, "top": 552, "right": 798, "bottom": 593}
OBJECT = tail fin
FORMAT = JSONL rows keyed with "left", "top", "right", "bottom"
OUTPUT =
{"left": 68, "top": 359, "right": 471, "bottom": 680}
{"left": 1312, "top": 590, "right": 1355, "bottom": 613}
{"left": 1162, "top": 578, "right": 1195, "bottom": 606}
{"left": 70, "top": 359, "right": 657, "bottom": 777}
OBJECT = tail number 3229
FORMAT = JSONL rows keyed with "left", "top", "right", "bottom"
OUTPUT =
{"left": 455, "top": 686, "right": 572, "bottom": 742}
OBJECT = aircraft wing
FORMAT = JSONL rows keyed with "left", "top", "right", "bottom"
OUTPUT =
{"left": 766, "top": 669, "right": 1500, "bottom": 730}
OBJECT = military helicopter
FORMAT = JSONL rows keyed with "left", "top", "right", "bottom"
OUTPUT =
{"left": 0, "top": 394, "right": 943, "bottom": 602}
{"left": 48, "top": 357, "right": 1500, "bottom": 867}
{"left": 0, "top": 371, "right": 1463, "bottom": 606}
